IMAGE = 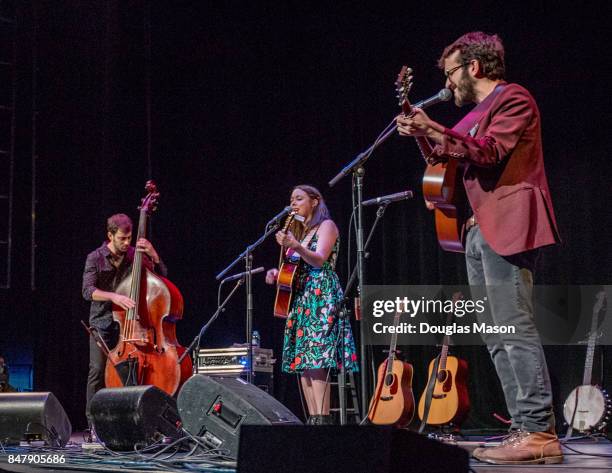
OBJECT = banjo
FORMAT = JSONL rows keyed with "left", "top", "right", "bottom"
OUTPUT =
{"left": 563, "top": 290, "right": 611, "bottom": 433}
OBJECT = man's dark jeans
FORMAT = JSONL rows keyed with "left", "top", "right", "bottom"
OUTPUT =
{"left": 465, "top": 225, "right": 554, "bottom": 432}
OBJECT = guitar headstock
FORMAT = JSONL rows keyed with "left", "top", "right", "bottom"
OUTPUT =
{"left": 139, "top": 180, "right": 160, "bottom": 215}
{"left": 282, "top": 210, "right": 297, "bottom": 232}
{"left": 395, "top": 65, "right": 414, "bottom": 115}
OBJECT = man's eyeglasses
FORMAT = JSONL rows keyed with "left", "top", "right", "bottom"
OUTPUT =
{"left": 444, "top": 62, "right": 470, "bottom": 79}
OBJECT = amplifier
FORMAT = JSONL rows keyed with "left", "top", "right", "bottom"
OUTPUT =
{"left": 196, "top": 346, "right": 274, "bottom": 375}
{"left": 196, "top": 347, "right": 275, "bottom": 393}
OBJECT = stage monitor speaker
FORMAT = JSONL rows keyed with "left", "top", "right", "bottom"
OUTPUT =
{"left": 90, "top": 385, "right": 181, "bottom": 451}
{"left": 177, "top": 374, "right": 302, "bottom": 459}
{"left": 0, "top": 392, "right": 72, "bottom": 447}
{"left": 237, "top": 425, "right": 469, "bottom": 473}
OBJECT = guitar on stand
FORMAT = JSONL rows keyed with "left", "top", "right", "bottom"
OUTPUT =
{"left": 273, "top": 211, "right": 304, "bottom": 318}
{"left": 396, "top": 66, "right": 466, "bottom": 253}
{"left": 367, "top": 310, "right": 415, "bottom": 427}
{"left": 563, "top": 290, "right": 611, "bottom": 436}
{"left": 418, "top": 292, "right": 469, "bottom": 431}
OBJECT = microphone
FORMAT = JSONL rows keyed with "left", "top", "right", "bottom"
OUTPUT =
{"left": 266, "top": 206, "right": 292, "bottom": 226}
{"left": 222, "top": 266, "right": 265, "bottom": 283}
{"left": 412, "top": 88, "right": 453, "bottom": 109}
{"left": 362, "top": 190, "right": 414, "bottom": 207}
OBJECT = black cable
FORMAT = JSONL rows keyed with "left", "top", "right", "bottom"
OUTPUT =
{"left": 347, "top": 206, "right": 356, "bottom": 284}
{"left": 180, "top": 427, "right": 234, "bottom": 460}
{"left": 81, "top": 429, "right": 236, "bottom": 470}
{"left": 23, "top": 421, "right": 60, "bottom": 447}
{"left": 560, "top": 434, "right": 612, "bottom": 458}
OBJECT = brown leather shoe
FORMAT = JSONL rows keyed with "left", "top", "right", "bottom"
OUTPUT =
{"left": 477, "top": 430, "right": 563, "bottom": 465}
{"left": 472, "top": 430, "right": 522, "bottom": 460}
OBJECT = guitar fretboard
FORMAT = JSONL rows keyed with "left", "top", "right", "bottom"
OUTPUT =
{"left": 385, "top": 311, "right": 402, "bottom": 377}
{"left": 582, "top": 291, "right": 606, "bottom": 386}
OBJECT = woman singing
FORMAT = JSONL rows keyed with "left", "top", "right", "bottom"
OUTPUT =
{"left": 266, "top": 185, "right": 358, "bottom": 425}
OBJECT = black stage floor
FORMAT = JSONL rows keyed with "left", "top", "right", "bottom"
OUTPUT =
{"left": 0, "top": 430, "right": 610, "bottom": 473}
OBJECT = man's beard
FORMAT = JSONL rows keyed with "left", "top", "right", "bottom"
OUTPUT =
{"left": 110, "top": 241, "right": 128, "bottom": 255}
{"left": 454, "top": 69, "right": 477, "bottom": 106}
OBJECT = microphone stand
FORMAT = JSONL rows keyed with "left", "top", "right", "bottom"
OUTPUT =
{"left": 345, "top": 203, "right": 389, "bottom": 296}
{"left": 334, "top": 202, "right": 390, "bottom": 424}
{"left": 329, "top": 117, "right": 397, "bottom": 420}
{"left": 178, "top": 278, "right": 245, "bottom": 367}
{"left": 216, "top": 221, "right": 281, "bottom": 384}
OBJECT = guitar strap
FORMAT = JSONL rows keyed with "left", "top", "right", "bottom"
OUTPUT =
{"left": 413, "top": 84, "right": 506, "bottom": 167}
{"left": 301, "top": 224, "right": 321, "bottom": 249}
{"left": 418, "top": 292, "right": 462, "bottom": 432}
{"left": 418, "top": 353, "right": 441, "bottom": 433}
{"left": 366, "top": 359, "right": 390, "bottom": 422}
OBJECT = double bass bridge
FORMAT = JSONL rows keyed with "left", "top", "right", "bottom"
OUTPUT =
{"left": 123, "top": 337, "right": 150, "bottom": 344}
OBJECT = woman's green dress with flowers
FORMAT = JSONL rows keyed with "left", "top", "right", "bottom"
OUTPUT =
{"left": 282, "top": 233, "right": 358, "bottom": 373}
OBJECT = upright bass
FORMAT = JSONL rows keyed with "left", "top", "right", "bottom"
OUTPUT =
{"left": 105, "top": 181, "right": 192, "bottom": 395}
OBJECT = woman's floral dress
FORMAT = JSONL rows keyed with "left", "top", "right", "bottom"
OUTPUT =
{"left": 281, "top": 232, "right": 358, "bottom": 373}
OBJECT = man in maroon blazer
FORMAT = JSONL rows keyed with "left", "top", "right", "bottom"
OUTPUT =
{"left": 397, "top": 32, "right": 562, "bottom": 465}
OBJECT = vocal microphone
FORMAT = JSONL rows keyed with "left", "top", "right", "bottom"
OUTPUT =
{"left": 412, "top": 88, "right": 453, "bottom": 110}
{"left": 362, "top": 190, "right": 414, "bottom": 207}
{"left": 222, "top": 266, "right": 265, "bottom": 283}
{"left": 266, "top": 206, "right": 292, "bottom": 226}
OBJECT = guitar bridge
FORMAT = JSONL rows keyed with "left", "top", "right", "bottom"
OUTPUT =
{"left": 381, "top": 396, "right": 393, "bottom": 401}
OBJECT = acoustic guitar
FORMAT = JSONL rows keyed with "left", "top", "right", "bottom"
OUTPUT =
{"left": 396, "top": 66, "right": 466, "bottom": 252}
{"left": 563, "top": 290, "right": 611, "bottom": 433}
{"left": 417, "top": 293, "right": 469, "bottom": 426}
{"left": 367, "top": 310, "right": 415, "bottom": 427}
{"left": 273, "top": 211, "right": 302, "bottom": 318}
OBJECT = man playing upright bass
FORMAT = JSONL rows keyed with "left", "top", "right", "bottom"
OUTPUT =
{"left": 82, "top": 213, "right": 167, "bottom": 433}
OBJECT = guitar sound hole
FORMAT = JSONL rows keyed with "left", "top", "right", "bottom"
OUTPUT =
{"left": 385, "top": 373, "right": 394, "bottom": 386}
{"left": 437, "top": 370, "right": 448, "bottom": 383}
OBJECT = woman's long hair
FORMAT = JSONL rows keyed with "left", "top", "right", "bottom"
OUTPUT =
{"left": 287, "top": 184, "right": 330, "bottom": 241}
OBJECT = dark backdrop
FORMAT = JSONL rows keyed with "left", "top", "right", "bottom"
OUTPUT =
{"left": 1, "top": 1, "right": 611, "bottom": 432}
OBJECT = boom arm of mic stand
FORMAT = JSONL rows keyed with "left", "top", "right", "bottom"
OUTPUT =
{"left": 215, "top": 222, "right": 280, "bottom": 280}
{"left": 178, "top": 278, "right": 245, "bottom": 364}
{"left": 329, "top": 119, "right": 397, "bottom": 187}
